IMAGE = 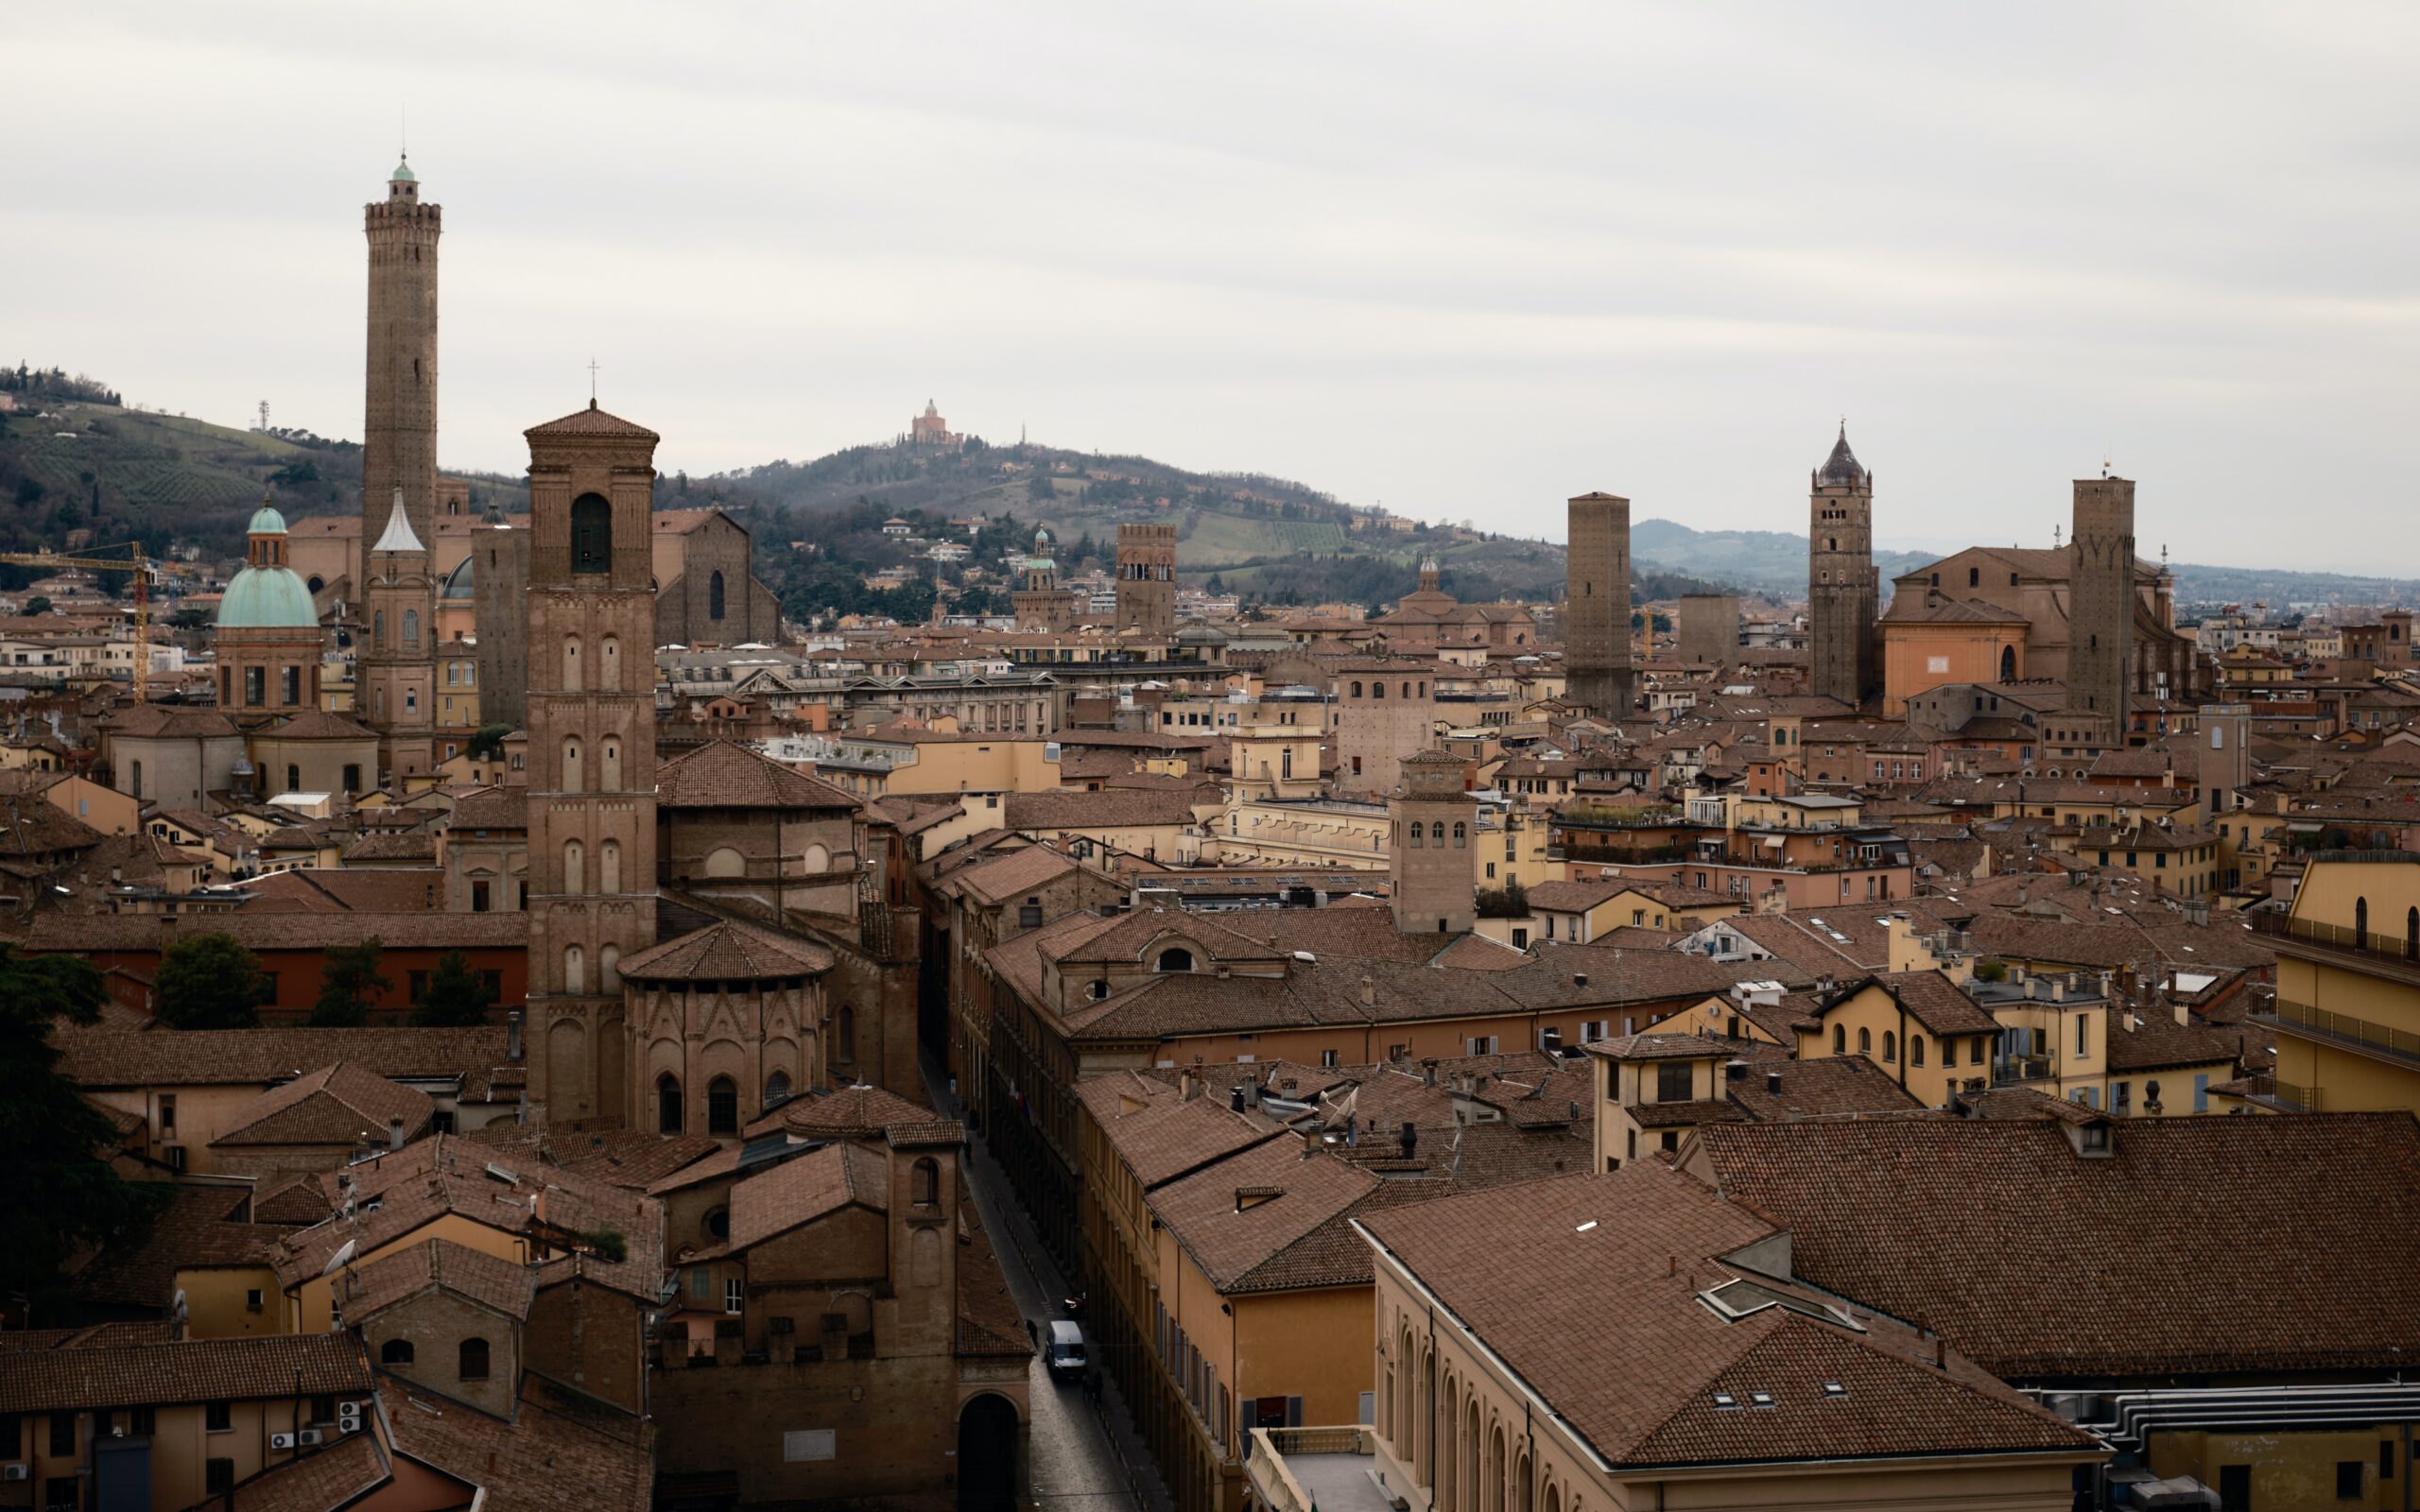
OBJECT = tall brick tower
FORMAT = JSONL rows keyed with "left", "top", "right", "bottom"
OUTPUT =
{"left": 363, "top": 158, "right": 441, "bottom": 780}
{"left": 1113, "top": 524, "right": 1181, "bottom": 638}
{"left": 1808, "top": 425, "right": 1877, "bottom": 709}
{"left": 358, "top": 489, "right": 437, "bottom": 778}
{"left": 1011, "top": 525, "right": 1076, "bottom": 631}
{"left": 1115, "top": 524, "right": 1177, "bottom": 637}
{"left": 1390, "top": 748, "right": 1477, "bottom": 936}
{"left": 524, "top": 402, "right": 663, "bottom": 1127}
{"left": 1564, "top": 492, "right": 1634, "bottom": 719}
{"left": 2067, "top": 474, "right": 2136, "bottom": 733}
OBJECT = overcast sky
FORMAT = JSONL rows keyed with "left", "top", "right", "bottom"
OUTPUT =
{"left": 7, "top": 3, "right": 2415, "bottom": 570}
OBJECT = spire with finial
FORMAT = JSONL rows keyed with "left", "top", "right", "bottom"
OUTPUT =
{"left": 1815, "top": 421, "right": 1867, "bottom": 489}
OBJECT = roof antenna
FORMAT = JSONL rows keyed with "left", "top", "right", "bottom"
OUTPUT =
{"left": 400, "top": 103, "right": 407, "bottom": 163}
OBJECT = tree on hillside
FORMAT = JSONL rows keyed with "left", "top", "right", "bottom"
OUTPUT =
{"left": 156, "top": 933, "right": 268, "bottom": 1029}
{"left": 22, "top": 595, "right": 50, "bottom": 617}
{"left": 0, "top": 945, "right": 169, "bottom": 1323}
{"left": 410, "top": 950, "right": 495, "bottom": 1028}
{"left": 310, "top": 937, "right": 389, "bottom": 1027}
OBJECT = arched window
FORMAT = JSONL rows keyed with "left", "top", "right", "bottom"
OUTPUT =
{"left": 343, "top": 764, "right": 361, "bottom": 794}
{"left": 1882, "top": 1031, "right": 1897, "bottom": 1063}
{"left": 571, "top": 493, "right": 612, "bottom": 575}
{"left": 381, "top": 1338, "right": 414, "bottom": 1366}
{"left": 1374, "top": 682, "right": 1386, "bottom": 700}
{"left": 1910, "top": 1034, "right": 1926, "bottom": 1066}
{"left": 1156, "top": 947, "right": 1195, "bottom": 973}
{"left": 1832, "top": 1024, "right": 1846, "bottom": 1055}
{"left": 766, "top": 1069, "right": 791, "bottom": 1105}
{"left": 601, "top": 737, "right": 623, "bottom": 791}
{"left": 911, "top": 1157, "right": 939, "bottom": 1207}
{"left": 704, "top": 1207, "right": 730, "bottom": 1241}
{"left": 562, "top": 738, "right": 582, "bottom": 791}
{"left": 600, "top": 839, "right": 621, "bottom": 894}
{"left": 1430, "top": 821, "right": 1445, "bottom": 845}
{"left": 1452, "top": 822, "right": 1466, "bottom": 847}
{"left": 657, "top": 1074, "right": 683, "bottom": 1133}
{"left": 285, "top": 765, "right": 301, "bottom": 793}
{"left": 563, "top": 635, "right": 582, "bottom": 691}
{"left": 1858, "top": 1027, "right": 1872, "bottom": 1054}
{"left": 307, "top": 575, "right": 324, "bottom": 594}
{"left": 707, "top": 1076, "right": 738, "bottom": 1135}
{"left": 1401, "top": 681, "right": 1412, "bottom": 698}
{"left": 563, "top": 838, "right": 585, "bottom": 894}
{"left": 1350, "top": 681, "right": 1363, "bottom": 697}
{"left": 709, "top": 570, "right": 726, "bottom": 622}
{"left": 458, "top": 1337, "right": 490, "bottom": 1382}
{"left": 372, "top": 610, "right": 386, "bottom": 648}
{"left": 598, "top": 944, "right": 620, "bottom": 993}
{"left": 130, "top": 760, "right": 144, "bottom": 799}
{"left": 1409, "top": 821, "right": 1423, "bottom": 850}
{"left": 1969, "top": 567, "right": 1979, "bottom": 587}
{"left": 2355, "top": 896, "right": 2369, "bottom": 945}
{"left": 1999, "top": 644, "right": 2016, "bottom": 682}
{"left": 836, "top": 1005, "right": 857, "bottom": 1063}
{"left": 562, "top": 944, "right": 585, "bottom": 995}
{"left": 403, "top": 610, "right": 420, "bottom": 646}
{"left": 600, "top": 635, "right": 621, "bottom": 691}
{"left": 704, "top": 845, "right": 745, "bottom": 878}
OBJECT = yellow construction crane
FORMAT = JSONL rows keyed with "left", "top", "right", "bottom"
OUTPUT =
{"left": 0, "top": 541, "right": 162, "bottom": 702}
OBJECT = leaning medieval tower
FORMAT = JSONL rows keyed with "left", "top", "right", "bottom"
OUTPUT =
{"left": 1808, "top": 426, "right": 1877, "bottom": 709}
{"left": 524, "top": 402, "right": 664, "bottom": 1127}
{"left": 362, "top": 158, "right": 441, "bottom": 781}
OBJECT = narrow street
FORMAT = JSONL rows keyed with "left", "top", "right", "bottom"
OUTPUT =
{"left": 923, "top": 1056, "right": 1173, "bottom": 1512}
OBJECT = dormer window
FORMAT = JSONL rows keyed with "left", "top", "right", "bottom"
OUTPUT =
{"left": 1155, "top": 947, "right": 1195, "bottom": 973}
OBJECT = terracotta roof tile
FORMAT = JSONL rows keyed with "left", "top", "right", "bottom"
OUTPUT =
{"left": 211, "top": 1061, "right": 436, "bottom": 1147}
{"left": 378, "top": 1374, "right": 651, "bottom": 1512}
{"left": 337, "top": 1237, "right": 538, "bottom": 1324}
{"left": 0, "top": 1332, "right": 370, "bottom": 1414}
{"left": 726, "top": 1141, "right": 891, "bottom": 1251}
{"left": 1361, "top": 1164, "right": 2096, "bottom": 1469}
{"left": 1696, "top": 1112, "right": 2420, "bottom": 1379}
{"left": 616, "top": 919, "right": 835, "bottom": 982}
{"left": 228, "top": 1429, "right": 389, "bottom": 1512}
{"left": 657, "top": 740, "right": 857, "bottom": 810}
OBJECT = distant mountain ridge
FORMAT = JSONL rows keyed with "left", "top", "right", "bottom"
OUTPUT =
{"left": 1, "top": 376, "right": 2405, "bottom": 609}
{"left": 1629, "top": 518, "right": 2414, "bottom": 608}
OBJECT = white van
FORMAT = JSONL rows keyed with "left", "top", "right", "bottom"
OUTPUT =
{"left": 1046, "top": 1320, "right": 1087, "bottom": 1383}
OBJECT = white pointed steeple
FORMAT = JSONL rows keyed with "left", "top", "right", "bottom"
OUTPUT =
{"left": 371, "top": 486, "right": 425, "bottom": 555}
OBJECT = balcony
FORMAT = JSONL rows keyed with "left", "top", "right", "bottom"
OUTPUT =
{"left": 1243, "top": 1426, "right": 1396, "bottom": 1512}
{"left": 2251, "top": 911, "right": 2420, "bottom": 985}
{"left": 2258, "top": 999, "right": 2420, "bottom": 1070}
{"left": 1995, "top": 1054, "right": 2057, "bottom": 1084}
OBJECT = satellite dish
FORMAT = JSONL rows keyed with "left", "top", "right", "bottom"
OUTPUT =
{"left": 321, "top": 1239, "right": 357, "bottom": 1277}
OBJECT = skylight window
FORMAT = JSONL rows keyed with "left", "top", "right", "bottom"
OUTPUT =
{"left": 1711, "top": 1392, "right": 1738, "bottom": 1410}
{"left": 1749, "top": 1391, "right": 1776, "bottom": 1409}
{"left": 1821, "top": 1382, "right": 1847, "bottom": 1399}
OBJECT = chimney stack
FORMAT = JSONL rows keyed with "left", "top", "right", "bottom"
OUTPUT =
{"left": 1766, "top": 1070, "right": 1782, "bottom": 1095}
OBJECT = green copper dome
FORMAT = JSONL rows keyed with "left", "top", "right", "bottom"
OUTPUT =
{"left": 248, "top": 504, "right": 288, "bottom": 535}
{"left": 390, "top": 157, "right": 416, "bottom": 183}
{"left": 440, "top": 555, "right": 476, "bottom": 600}
{"left": 217, "top": 564, "right": 320, "bottom": 631}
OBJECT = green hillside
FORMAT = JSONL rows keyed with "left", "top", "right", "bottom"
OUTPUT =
{"left": 0, "top": 390, "right": 527, "bottom": 562}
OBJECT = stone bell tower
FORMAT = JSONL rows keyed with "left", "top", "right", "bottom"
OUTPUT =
{"left": 1390, "top": 748, "right": 1478, "bottom": 936}
{"left": 1808, "top": 425, "right": 1877, "bottom": 709}
{"left": 524, "top": 402, "right": 663, "bottom": 1126}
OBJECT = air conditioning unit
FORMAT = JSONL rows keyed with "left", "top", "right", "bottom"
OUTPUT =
{"left": 270, "top": 1433, "right": 297, "bottom": 1451}
{"left": 3, "top": 1464, "right": 30, "bottom": 1483}
{"left": 337, "top": 1402, "right": 363, "bottom": 1432}
{"left": 296, "top": 1430, "right": 324, "bottom": 1447}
